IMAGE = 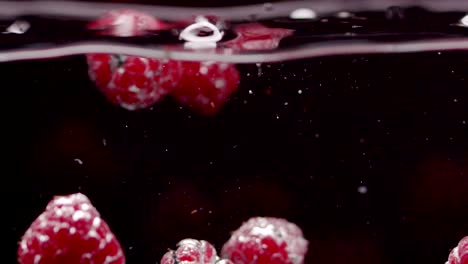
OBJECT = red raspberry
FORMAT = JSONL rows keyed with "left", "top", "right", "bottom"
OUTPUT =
{"left": 447, "top": 236, "right": 468, "bottom": 264}
{"left": 221, "top": 217, "right": 308, "bottom": 264}
{"left": 216, "top": 260, "right": 234, "bottom": 264}
{"left": 223, "top": 23, "right": 293, "bottom": 51}
{"left": 17, "top": 193, "right": 125, "bottom": 264}
{"left": 87, "top": 54, "right": 182, "bottom": 110}
{"left": 88, "top": 9, "right": 171, "bottom": 37}
{"left": 87, "top": 11, "right": 242, "bottom": 113}
{"left": 160, "top": 238, "right": 217, "bottom": 264}
{"left": 86, "top": 10, "right": 183, "bottom": 110}
{"left": 172, "top": 61, "right": 240, "bottom": 115}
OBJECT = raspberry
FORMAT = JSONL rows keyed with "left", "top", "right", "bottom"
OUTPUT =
{"left": 172, "top": 61, "right": 240, "bottom": 115}
{"left": 17, "top": 193, "right": 125, "bottom": 264}
{"left": 88, "top": 9, "right": 171, "bottom": 37}
{"left": 216, "top": 260, "right": 234, "bottom": 264}
{"left": 223, "top": 23, "right": 293, "bottom": 51}
{"left": 221, "top": 217, "right": 308, "bottom": 264}
{"left": 86, "top": 10, "right": 183, "bottom": 110}
{"left": 87, "top": 11, "right": 241, "bottom": 113}
{"left": 447, "top": 236, "right": 468, "bottom": 264}
{"left": 87, "top": 54, "right": 182, "bottom": 110}
{"left": 161, "top": 238, "right": 232, "bottom": 264}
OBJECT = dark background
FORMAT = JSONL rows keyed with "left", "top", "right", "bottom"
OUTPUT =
{"left": 2, "top": 51, "right": 467, "bottom": 264}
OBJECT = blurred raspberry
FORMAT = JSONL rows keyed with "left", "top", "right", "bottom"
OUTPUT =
{"left": 160, "top": 238, "right": 217, "bottom": 264}
{"left": 221, "top": 217, "right": 308, "bottom": 264}
{"left": 172, "top": 61, "right": 240, "bottom": 115}
{"left": 88, "top": 9, "right": 172, "bottom": 37}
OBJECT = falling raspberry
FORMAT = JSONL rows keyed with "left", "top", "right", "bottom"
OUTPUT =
{"left": 447, "top": 236, "right": 468, "bottom": 264}
{"left": 221, "top": 217, "right": 309, "bottom": 264}
{"left": 17, "top": 193, "right": 125, "bottom": 264}
{"left": 86, "top": 10, "right": 182, "bottom": 110}
{"left": 161, "top": 238, "right": 232, "bottom": 264}
{"left": 172, "top": 61, "right": 240, "bottom": 115}
{"left": 223, "top": 23, "right": 293, "bottom": 51}
{"left": 88, "top": 9, "right": 172, "bottom": 37}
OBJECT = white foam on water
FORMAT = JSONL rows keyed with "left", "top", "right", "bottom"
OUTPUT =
{"left": 0, "top": 0, "right": 467, "bottom": 20}
{"left": 0, "top": 1, "right": 465, "bottom": 63}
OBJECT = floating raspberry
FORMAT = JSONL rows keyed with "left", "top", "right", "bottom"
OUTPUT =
{"left": 87, "top": 54, "right": 182, "bottom": 110}
{"left": 160, "top": 238, "right": 219, "bottom": 264}
{"left": 17, "top": 193, "right": 125, "bottom": 264}
{"left": 86, "top": 10, "right": 183, "bottom": 110}
{"left": 172, "top": 61, "right": 240, "bottom": 115}
{"left": 447, "top": 236, "right": 468, "bottom": 264}
{"left": 221, "top": 217, "right": 308, "bottom": 264}
{"left": 88, "top": 9, "right": 171, "bottom": 37}
{"left": 87, "top": 11, "right": 241, "bottom": 113}
{"left": 223, "top": 23, "right": 293, "bottom": 51}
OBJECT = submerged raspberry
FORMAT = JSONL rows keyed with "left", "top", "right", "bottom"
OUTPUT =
{"left": 87, "top": 54, "right": 182, "bottom": 110}
{"left": 87, "top": 10, "right": 242, "bottom": 114}
{"left": 86, "top": 10, "right": 182, "bottom": 110}
{"left": 172, "top": 61, "right": 240, "bottom": 115}
{"left": 221, "top": 217, "right": 308, "bottom": 264}
{"left": 160, "top": 239, "right": 217, "bottom": 264}
{"left": 17, "top": 193, "right": 125, "bottom": 264}
{"left": 161, "top": 238, "right": 234, "bottom": 264}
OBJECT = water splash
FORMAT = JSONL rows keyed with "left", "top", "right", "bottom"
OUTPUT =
{"left": 0, "top": 1, "right": 466, "bottom": 63}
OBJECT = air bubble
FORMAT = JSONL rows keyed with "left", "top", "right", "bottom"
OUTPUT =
{"left": 336, "top": 12, "right": 352, "bottom": 19}
{"left": 461, "top": 14, "right": 468, "bottom": 27}
{"left": 357, "top": 186, "right": 368, "bottom": 194}
{"left": 256, "top": 63, "right": 262, "bottom": 76}
{"left": 290, "top": 8, "right": 317, "bottom": 20}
